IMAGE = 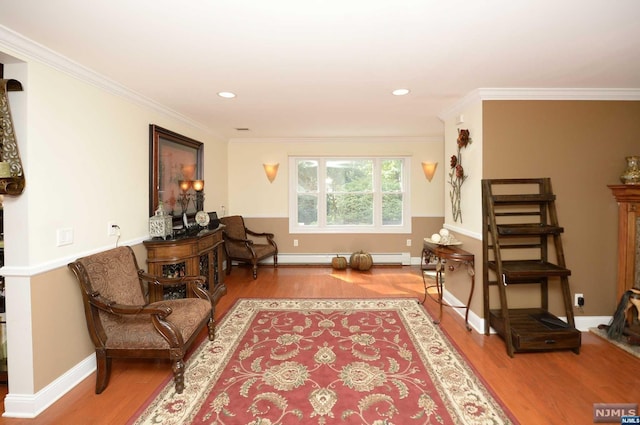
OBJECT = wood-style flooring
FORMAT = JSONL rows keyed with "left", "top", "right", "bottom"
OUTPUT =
{"left": 0, "top": 265, "right": 638, "bottom": 424}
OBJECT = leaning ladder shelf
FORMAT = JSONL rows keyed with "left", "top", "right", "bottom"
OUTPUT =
{"left": 481, "top": 178, "right": 581, "bottom": 357}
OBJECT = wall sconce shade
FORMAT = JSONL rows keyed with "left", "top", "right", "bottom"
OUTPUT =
{"left": 192, "top": 180, "right": 204, "bottom": 192}
{"left": 263, "top": 163, "right": 279, "bottom": 183}
{"left": 421, "top": 162, "right": 438, "bottom": 182}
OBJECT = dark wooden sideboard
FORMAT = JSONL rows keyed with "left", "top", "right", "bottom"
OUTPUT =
{"left": 143, "top": 226, "right": 226, "bottom": 305}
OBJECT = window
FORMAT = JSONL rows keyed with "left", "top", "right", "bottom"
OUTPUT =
{"left": 289, "top": 156, "right": 411, "bottom": 233}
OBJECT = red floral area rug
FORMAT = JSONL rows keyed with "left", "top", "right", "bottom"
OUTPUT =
{"left": 130, "top": 298, "right": 516, "bottom": 424}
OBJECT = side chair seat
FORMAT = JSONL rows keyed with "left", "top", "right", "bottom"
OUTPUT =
{"left": 68, "top": 246, "right": 215, "bottom": 394}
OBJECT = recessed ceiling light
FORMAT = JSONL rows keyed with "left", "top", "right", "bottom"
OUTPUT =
{"left": 218, "top": 91, "right": 236, "bottom": 98}
{"left": 392, "top": 88, "right": 410, "bottom": 96}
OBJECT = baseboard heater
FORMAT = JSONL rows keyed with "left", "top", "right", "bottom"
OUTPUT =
{"left": 261, "top": 252, "right": 411, "bottom": 266}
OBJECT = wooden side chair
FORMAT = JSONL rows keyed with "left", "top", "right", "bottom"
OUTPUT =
{"left": 220, "top": 215, "right": 278, "bottom": 279}
{"left": 68, "top": 246, "right": 214, "bottom": 394}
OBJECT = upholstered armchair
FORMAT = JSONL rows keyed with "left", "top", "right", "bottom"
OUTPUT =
{"left": 220, "top": 215, "right": 278, "bottom": 279}
{"left": 68, "top": 246, "right": 214, "bottom": 394}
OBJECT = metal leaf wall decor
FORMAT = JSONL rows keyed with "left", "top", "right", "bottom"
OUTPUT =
{"left": 0, "top": 79, "right": 25, "bottom": 195}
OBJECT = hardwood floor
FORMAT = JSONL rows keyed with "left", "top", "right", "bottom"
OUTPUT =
{"left": 0, "top": 265, "right": 638, "bottom": 424}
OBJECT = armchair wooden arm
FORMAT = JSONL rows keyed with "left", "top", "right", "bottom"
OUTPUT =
{"left": 87, "top": 290, "right": 172, "bottom": 318}
{"left": 219, "top": 233, "right": 254, "bottom": 245}
{"left": 246, "top": 228, "right": 275, "bottom": 240}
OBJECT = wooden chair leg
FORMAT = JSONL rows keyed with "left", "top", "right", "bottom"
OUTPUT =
{"left": 172, "top": 359, "right": 186, "bottom": 394}
{"left": 252, "top": 262, "right": 258, "bottom": 279}
{"left": 207, "top": 318, "right": 215, "bottom": 341}
{"left": 95, "top": 350, "right": 111, "bottom": 394}
{"left": 629, "top": 289, "right": 640, "bottom": 325}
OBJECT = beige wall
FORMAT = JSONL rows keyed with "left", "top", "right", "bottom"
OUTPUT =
{"left": 232, "top": 100, "right": 640, "bottom": 321}
{"left": 0, "top": 41, "right": 228, "bottom": 400}
{"left": 228, "top": 138, "right": 446, "bottom": 258}
{"left": 481, "top": 100, "right": 640, "bottom": 317}
{"left": 30, "top": 268, "right": 94, "bottom": 391}
{"left": 29, "top": 244, "right": 149, "bottom": 391}
{"left": 244, "top": 217, "right": 443, "bottom": 258}
{"left": 442, "top": 100, "right": 484, "bottom": 234}
{"left": 227, "top": 137, "right": 446, "bottom": 257}
{"left": 439, "top": 99, "right": 484, "bottom": 316}
{"left": 227, "top": 137, "right": 444, "bottom": 218}
{"left": 414, "top": 99, "right": 640, "bottom": 321}
{"left": 3, "top": 31, "right": 640, "bottom": 412}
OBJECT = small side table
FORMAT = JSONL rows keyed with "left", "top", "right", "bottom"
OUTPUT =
{"left": 421, "top": 240, "right": 475, "bottom": 331}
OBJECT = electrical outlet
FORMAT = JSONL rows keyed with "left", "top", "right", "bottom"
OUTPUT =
{"left": 406, "top": 239, "right": 412, "bottom": 247}
{"left": 107, "top": 221, "right": 119, "bottom": 236}
{"left": 574, "top": 293, "right": 584, "bottom": 307}
{"left": 293, "top": 239, "right": 298, "bottom": 247}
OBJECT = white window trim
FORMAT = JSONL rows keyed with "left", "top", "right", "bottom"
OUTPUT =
{"left": 288, "top": 156, "right": 412, "bottom": 234}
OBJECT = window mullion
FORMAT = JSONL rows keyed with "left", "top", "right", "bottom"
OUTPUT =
{"left": 373, "top": 158, "right": 381, "bottom": 227}
{"left": 318, "top": 158, "right": 327, "bottom": 228}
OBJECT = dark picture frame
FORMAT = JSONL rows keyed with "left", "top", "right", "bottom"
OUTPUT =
{"left": 149, "top": 125, "right": 204, "bottom": 220}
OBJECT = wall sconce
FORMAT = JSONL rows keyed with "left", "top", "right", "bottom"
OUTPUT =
{"left": 192, "top": 180, "right": 204, "bottom": 192}
{"left": 193, "top": 180, "right": 205, "bottom": 211}
{"left": 421, "top": 162, "right": 438, "bottom": 182}
{"left": 178, "top": 180, "right": 192, "bottom": 214}
{"left": 178, "top": 179, "right": 206, "bottom": 212}
{"left": 263, "top": 163, "right": 279, "bottom": 183}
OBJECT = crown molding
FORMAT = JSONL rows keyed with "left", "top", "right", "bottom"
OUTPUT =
{"left": 229, "top": 136, "right": 443, "bottom": 144}
{"left": 439, "top": 87, "right": 640, "bottom": 122}
{"left": 0, "top": 24, "right": 214, "bottom": 135}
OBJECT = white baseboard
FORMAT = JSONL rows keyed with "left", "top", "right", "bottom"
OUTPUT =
{"left": 440, "top": 290, "right": 485, "bottom": 333}
{"left": 566, "top": 315, "right": 612, "bottom": 332}
{"left": 440, "top": 290, "right": 611, "bottom": 334}
{"left": 258, "top": 252, "right": 412, "bottom": 266}
{"left": 3, "top": 354, "right": 96, "bottom": 418}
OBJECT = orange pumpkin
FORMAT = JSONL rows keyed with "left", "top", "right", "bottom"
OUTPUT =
{"left": 349, "top": 251, "right": 373, "bottom": 271}
{"left": 331, "top": 255, "right": 348, "bottom": 270}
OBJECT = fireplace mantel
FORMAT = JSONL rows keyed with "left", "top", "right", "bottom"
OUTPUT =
{"left": 609, "top": 184, "right": 640, "bottom": 299}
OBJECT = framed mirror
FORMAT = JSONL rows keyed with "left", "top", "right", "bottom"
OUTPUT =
{"left": 149, "top": 125, "right": 203, "bottom": 220}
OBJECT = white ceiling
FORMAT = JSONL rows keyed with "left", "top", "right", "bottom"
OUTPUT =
{"left": 1, "top": 0, "right": 639, "bottom": 139}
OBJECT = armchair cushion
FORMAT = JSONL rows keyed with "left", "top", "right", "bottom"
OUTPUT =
{"left": 101, "top": 298, "right": 212, "bottom": 350}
